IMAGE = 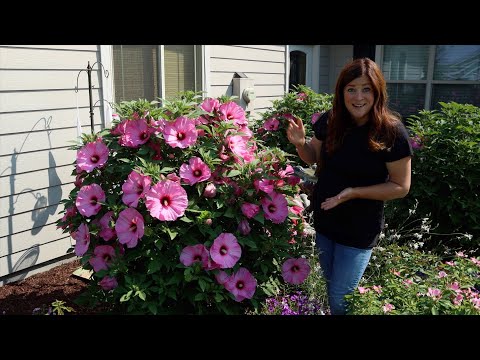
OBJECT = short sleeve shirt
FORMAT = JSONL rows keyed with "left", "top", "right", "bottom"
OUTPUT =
{"left": 312, "top": 111, "right": 413, "bottom": 249}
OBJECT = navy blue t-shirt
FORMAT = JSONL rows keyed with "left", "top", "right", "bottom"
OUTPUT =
{"left": 312, "top": 111, "right": 413, "bottom": 249}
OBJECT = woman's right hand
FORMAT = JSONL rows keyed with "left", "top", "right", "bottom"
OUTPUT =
{"left": 286, "top": 116, "right": 306, "bottom": 147}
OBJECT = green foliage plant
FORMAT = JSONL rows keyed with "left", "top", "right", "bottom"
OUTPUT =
{"left": 253, "top": 85, "right": 333, "bottom": 165}
{"left": 393, "top": 102, "right": 480, "bottom": 249}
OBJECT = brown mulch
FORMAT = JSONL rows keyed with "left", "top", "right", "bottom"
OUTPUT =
{"left": 0, "top": 259, "right": 102, "bottom": 315}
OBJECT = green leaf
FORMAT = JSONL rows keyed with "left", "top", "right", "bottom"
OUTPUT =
{"left": 136, "top": 290, "right": 147, "bottom": 301}
{"left": 166, "top": 228, "right": 178, "bottom": 240}
{"left": 147, "top": 303, "right": 158, "bottom": 315}
{"left": 226, "top": 170, "right": 241, "bottom": 177}
{"left": 120, "top": 290, "right": 133, "bottom": 302}
{"left": 223, "top": 207, "right": 235, "bottom": 218}
{"left": 198, "top": 278, "right": 207, "bottom": 292}
{"left": 253, "top": 213, "right": 265, "bottom": 224}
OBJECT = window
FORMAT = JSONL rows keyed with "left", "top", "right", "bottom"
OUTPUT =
{"left": 381, "top": 45, "right": 480, "bottom": 119}
{"left": 112, "top": 45, "right": 203, "bottom": 103}
{"left": 289, "top": 50, "right": 306, "bottom": 91}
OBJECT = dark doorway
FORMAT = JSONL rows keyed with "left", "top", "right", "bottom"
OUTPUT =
{"left": 289, "top": 51, "right": 307, "bottom": 91}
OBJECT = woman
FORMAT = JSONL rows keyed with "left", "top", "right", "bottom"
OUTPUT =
{"left": 286, "top": 58, "right": 412, "bottom": 315}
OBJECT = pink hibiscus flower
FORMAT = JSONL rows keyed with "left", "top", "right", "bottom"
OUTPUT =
{"left": 99, "top": 276, "right": 118, "bottom": 291}
{"left": 75, "top": 183, "right": 105, "bottom": 217}
{"left": 210, "top": 233, "right": 242, "bottom": 269}
{"left": 179, "top": 157, "right": 211, "bottom": 185}
{"left": 281, "top": 257, "right": 310, "bottom": 285}
{"left": 115, "top": 208, "right": 144, "bottom": 248}
{"left": 89, "top": 245, "right": 116, "bottom": 272}
{"left": 76, "top": 139, "right": 109, "bottom": 173}
{"left": 122, "top": 170, "right": 152, "bottom": 207}
{"left": 180, "top": 244, "right": 209, "bottom": 268}
{"left": 98, "top": 211, "right": 116, "bottom": 241}
{"left": 261, "top": 191, "right": 288, "bottom": 224}
{"left": 224, "top": 267, "right": 257, "bottom": 302}
{"left": 145, "top": 180, "right": 188, "bottom": 221}
{"left": 71, "top": 222, "right": 90, "bottom": 256}
{"left": 218, "top": 101, "right": 248, "bottom": 126}
{"left": 163, "top": 116, "right": 198, "bottom": 148}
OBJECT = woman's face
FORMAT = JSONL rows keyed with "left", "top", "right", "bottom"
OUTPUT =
{"left": 343, "top": 75, "right": 374, "bottom": 125}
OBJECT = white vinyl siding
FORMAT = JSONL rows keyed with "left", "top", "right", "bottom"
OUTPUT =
{"left": 208, "top": 45, "right": 287, "bottom": 117}
{"left": 0, "top": 45, "right": 106, "bottom": 280}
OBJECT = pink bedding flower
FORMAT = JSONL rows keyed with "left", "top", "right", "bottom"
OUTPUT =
{"left": 76, "top": 139, "right": 109, "bottom": 173}
{"left": 145, "top": 180, "right": 188, "bottom": 221}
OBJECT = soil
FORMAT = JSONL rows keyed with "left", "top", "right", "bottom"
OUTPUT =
{"left": 0, "top": 259, "right": 100, "bottom": 315}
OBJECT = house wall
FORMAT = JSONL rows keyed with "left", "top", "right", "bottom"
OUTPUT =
{"left": 0, "top": 45, "right": 106, "bottom": 283}
{"left": 208, "top": 45, "right": 287, "bottom": 118}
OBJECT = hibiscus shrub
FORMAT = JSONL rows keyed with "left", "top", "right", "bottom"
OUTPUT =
{"left": 253, "top": 85, "right": 333, "bottom": 165}
{"left": 57, "top": 94, "right": 312, "bottom": 314}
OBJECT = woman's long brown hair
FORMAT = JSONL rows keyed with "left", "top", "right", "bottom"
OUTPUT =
{"left": 326, "top": 58, "right": 401, "bottom": 154}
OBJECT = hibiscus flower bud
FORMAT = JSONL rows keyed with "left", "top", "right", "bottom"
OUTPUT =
{"left": 203, "top": 183, "right": 217, "bottom": 198}
{"left": 238, "top": 219, "right": 251, "bottom": 235}
{"left": 204, "top": 218, "right": 212, "bottom": 226}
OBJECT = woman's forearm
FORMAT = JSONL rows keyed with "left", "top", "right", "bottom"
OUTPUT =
{"left": 295, "top": 140, "right": 318, "bottom": 165}
{"left": 351, "top": 180, "right": 410, "bottom": 201}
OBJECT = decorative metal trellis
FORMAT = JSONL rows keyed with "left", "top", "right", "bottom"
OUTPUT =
{"left": 74, "top": 61, "right": 110, "bottom": 134}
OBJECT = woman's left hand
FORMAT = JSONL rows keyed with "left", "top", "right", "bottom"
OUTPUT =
{"left": 320, "top": 187, "right": 354, "bottom": 210}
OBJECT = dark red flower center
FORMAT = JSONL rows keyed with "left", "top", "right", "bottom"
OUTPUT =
{"left": 90, "top": 155, "right": 99, "bottom": 163}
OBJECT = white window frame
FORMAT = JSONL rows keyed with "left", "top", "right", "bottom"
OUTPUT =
{"left": 99, "top": 45, "right": 208, "bottom": 127}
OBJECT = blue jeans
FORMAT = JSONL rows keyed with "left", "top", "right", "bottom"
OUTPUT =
{"left": 315, "top": 233, "right": 372, "bottom": 315}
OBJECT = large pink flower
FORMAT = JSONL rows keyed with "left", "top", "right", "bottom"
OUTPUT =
{"left": 179, "top": 157, "right": 212, "bottom": 185}
{"left": 145, "top": 180, "right": 188, "bottom": 221}
{"left": 163, "top": 116, "right": 198, "bottom": 148}
{"left": 180, "top": 244, "right": 209, "bottom": 268}
{"left": 254, "top": 178, "right": 275, "bottom": 194}
{"left": 72, "top": 222, "right": 90, "bottom": 256}
{"left": 99, "top": 211, "right": 116, "bottom": 241}
{"left": 75, "top": 183, "right": 105, "bottom": 217}
{"left": 122, "top": 170, "right": 152, "bottom": 207}
{"left": 99, "top": 276, "right": 118, "bottom": 291}
{"left": 263, "top": 118, "right": 280, "bottom": 131}
{"left": 115, "top": 208, "right": 144, "bottom": 248}
{"left": 200, "top": 97, "right": 220, "bottom": 113}
{"left": 281, "top": 258, "right": 310, "bottom": 285}
{"left": 76, "top": 139, "right": 109, "bottom": 173}
{"left": 119, "top": 118, "right": 151, "bottom": 148}
{"left": 89, "top": 245, "right": 116, "bottom": 272}
{"left": 261, "top": 191, "right": 288, "bottom": 224}
{"left": 218, "top": 101, "right": 248, "bottom": 126}
{"left": 241, "top": 202, "right": 260, "bottom": 219}
{"left": 224, "top": 267, "right": 257, "bottom": 302}
{"left": 210, "top": 233, "right": 241, "bottom": 269}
